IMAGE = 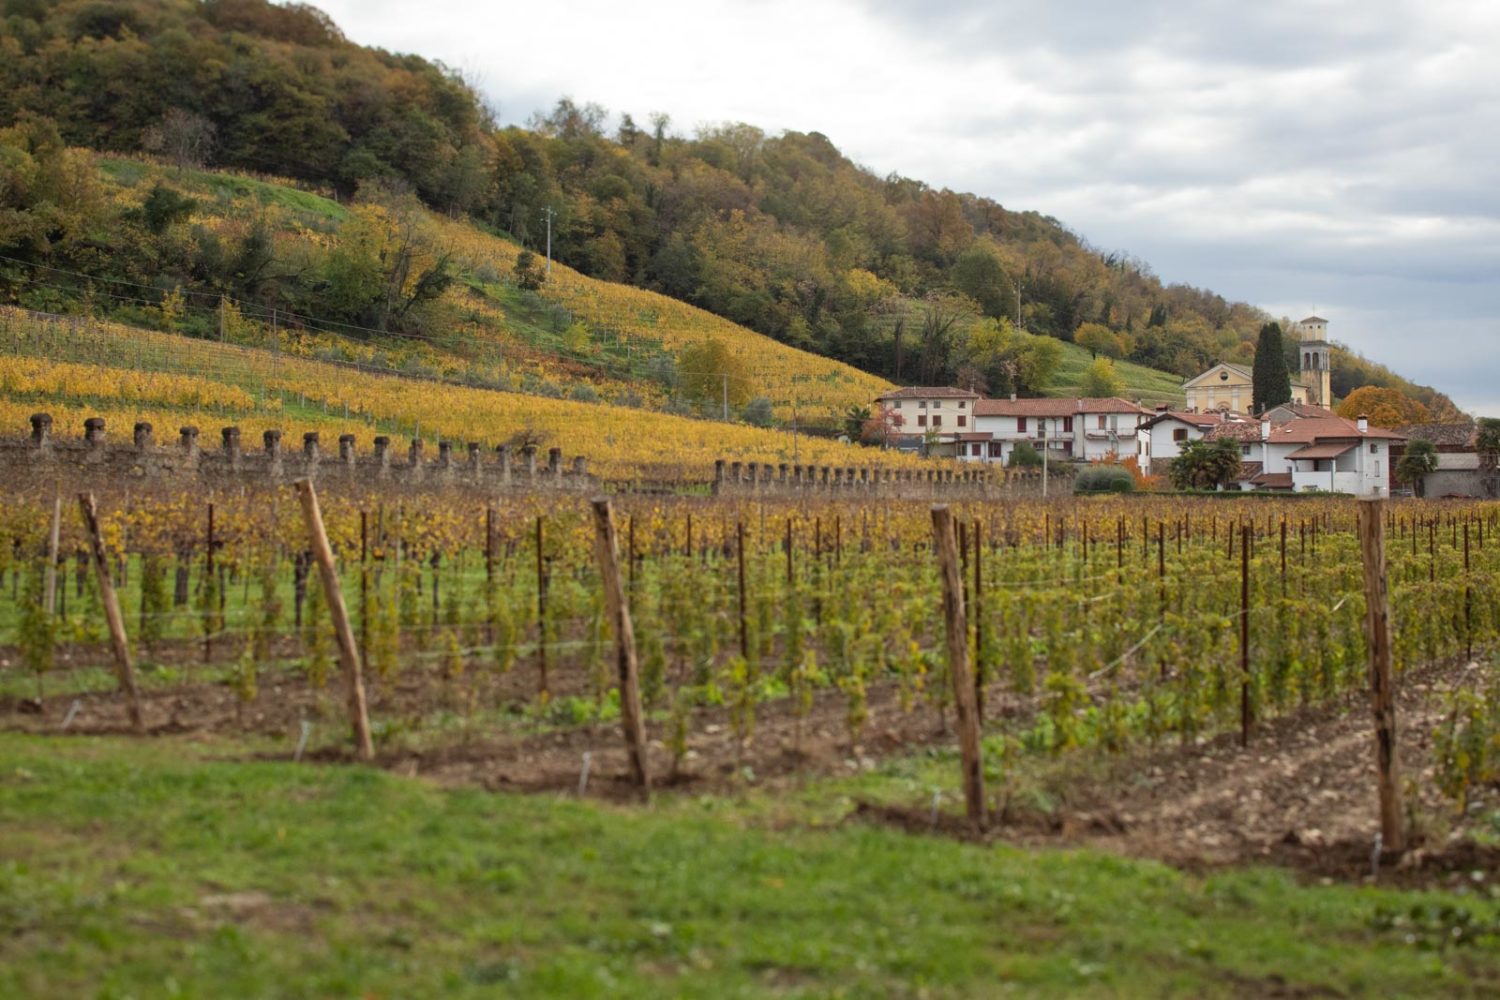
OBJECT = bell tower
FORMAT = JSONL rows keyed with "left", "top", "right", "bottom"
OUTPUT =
{"left": 1296, "top": 315, "right": 1332, "bottom": 407}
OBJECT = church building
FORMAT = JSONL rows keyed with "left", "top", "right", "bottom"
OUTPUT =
{"left": 1182, "top": 315, "right": 1334, "bottom": 413}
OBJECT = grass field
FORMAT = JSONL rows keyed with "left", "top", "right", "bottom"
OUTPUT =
{"left": 3, "top": 732, "right": 1495, "bottom": 999}
{"left": 1047, "top": 342, "right": 1186, "bottom": 407}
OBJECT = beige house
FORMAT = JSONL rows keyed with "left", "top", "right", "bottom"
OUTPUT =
{"left": 1183, "top": 363, "right": 1309, "bottom": 413}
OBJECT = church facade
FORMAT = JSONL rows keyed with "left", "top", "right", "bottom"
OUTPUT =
{"left": 1182, "top": 315, "right": 1333, "bottom": 413}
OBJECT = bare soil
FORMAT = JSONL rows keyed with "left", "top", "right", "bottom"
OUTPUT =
{"left": 4, "top": 651, "right": 1496, "bottom": 888}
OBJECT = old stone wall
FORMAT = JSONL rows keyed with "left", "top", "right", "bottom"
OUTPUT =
{"left": 709, "top": 458, "right": 1068, "bottom": 501}
{"left": 2, "top": 414, "right": 594, "bottom": 494}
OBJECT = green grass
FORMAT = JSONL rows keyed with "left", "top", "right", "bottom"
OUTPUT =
{"left": 1, "top": 733, "right": 1496, "bottom": 998}
{"left": 98, "top": 156, "right": 350, "bottom": 225}
{"left": 1047, "top": 342, "right": 1185, "bottom": 407}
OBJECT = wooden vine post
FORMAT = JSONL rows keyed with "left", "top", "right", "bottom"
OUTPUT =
{"left": 736, "top": 520, "right": 749, "bottom": 659}
{"left": 1239, "top": 524, "right": 1252, "bottom": 747}
{"left": 78, "top": 492, "right": 144, "bottom": 733}
{"left": 295, "top": 479, "right": 374, "bottom": 762}
{"left": 931, "top": 505, "right": 985, "bottom": 830}
{"left": 1356, "top": 499, "right": 1406, "bottom": 855}
{"left": 590, "top": 498, "right": 650, "bottom": 791}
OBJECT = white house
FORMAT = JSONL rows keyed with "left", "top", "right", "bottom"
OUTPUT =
{"left": 1137, "top": 408, "right": 1251, "bottom": 476}
{"left": 966, "top": 397, "right": 1152, "bottom": 464}
{"left": 1208, "top": 412, "right": 1405, "bottom": 496}
{"left": 873, "top": 386, "right": 981, "bottom": 454}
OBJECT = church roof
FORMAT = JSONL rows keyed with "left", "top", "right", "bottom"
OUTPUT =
{"left": 1300, "top": 315, "right": 1328, "bottom": 324}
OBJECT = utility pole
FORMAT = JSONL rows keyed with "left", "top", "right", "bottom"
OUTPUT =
{"left": 541, "top": 205, "right": 555, "bottom": 273}
{"left": 1042, "top": 418, "right": 1049, "bottom": 499}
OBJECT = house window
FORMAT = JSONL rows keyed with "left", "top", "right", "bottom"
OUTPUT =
{"left": 957, "top": 415, "right": 967, "bottom": 427}
{"left": 1062, "top": 417, "right": 1073, "bottom": 433}
{"left": 958, "top": 401, "right": 966, "bottom": 409}
{"left": 1370, "top": 443, "right": 1379, "bottom": 454}
{"left": 917, "top": 414, "right": 927, "bottom": 427}
{"left": 988, "top": 442, "right": 1003, "bottom": 458}
{"left": 1098, "top": 416, "right": 1107, "bottom": 430}
{"left": 1242, "top": 445, "right": 1251, "bottom": 456}
{"left": 970, "top": 443, "right": 981, "bottom": 456}
{"left": 893, "top": 400, "right": 902, "bottom": 409}
{"left": 933, "top": 400, "right": 941, "bottom": 408}
{"left": 1018, "top": 417, "right": 1028, "bottom": 433}
{"left": 932, "top": 415, "right": 942, "bottom": 427}
{"left": 1173, "top": 428, "right": 1188, "bottom": 442}
{"left": 919, "top": 400, "right": 927, "bottom": 408}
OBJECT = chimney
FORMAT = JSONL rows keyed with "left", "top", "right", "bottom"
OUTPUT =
{"left": 1357, "top": 415, "right": 1369, "bottom": 433}
{"left": 1260, "top": 419, "right": 1270, "bottom": 442}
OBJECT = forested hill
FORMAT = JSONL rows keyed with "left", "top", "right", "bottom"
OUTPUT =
{"left": 0, "top": 0, "right": 1457, "bottom": 415}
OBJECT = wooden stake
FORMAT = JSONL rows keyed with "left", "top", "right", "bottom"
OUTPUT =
{"left": 78, "top": 493, "right": 144, "bottom": 733}
{"left": 295, "top": 479, "right": 374, "bottom": 761}
{"left": 931, "top": 505, "right": 985, "bottom": 831}
{"left": 590, "top": 498, "right": 650, "bottom": 791}
{"left": 736, "top": 520, "right": 749, "bottom": 659}
{"left": 1240, "top": 524, "right": 1252, "bottom": 747}
{"left": 536, "top": 515, "right": 548, "bottom": 698}
{"left": 1357, "top": 499, "right": 1405, "bottom": 855}
{"left": 973, "top": 519, "right": 985, "bottom": 724}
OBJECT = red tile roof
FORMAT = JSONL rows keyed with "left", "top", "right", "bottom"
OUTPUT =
{"left": 1251, "top": 472, "right": 1295, "bottom": 489}
{"left": 974, "top": 396, "right": 1150, "bottom": 418}
{"left": 1286, "top": 442, "right": 1357, "bottom": 460}
{"left": 1143, "top": 410, "right": 1245, "bottom": 431}
{"left": 877, "top": 386, "right": 980, "bottom": 401}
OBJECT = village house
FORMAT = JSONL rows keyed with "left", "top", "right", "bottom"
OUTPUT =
{"left": 966, "top": 396, "right": 1152, "bottom": 464}
{"left": 1137, "top": 408, "right": 1252, "bottom": 476}
{"left": 1207, "top": 411, "right": 1404, "bottom": 496}
{"left": 872, "top": 386, "right": 981, "bottom": 456}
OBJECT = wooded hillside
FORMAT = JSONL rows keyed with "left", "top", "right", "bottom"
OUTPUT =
{"left": 0, "top": 0, "right": 1459, "bottom": 416}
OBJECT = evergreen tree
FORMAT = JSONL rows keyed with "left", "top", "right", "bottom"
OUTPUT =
{"left": 1252, "top": 322, "right": 1292, "bottom": 414}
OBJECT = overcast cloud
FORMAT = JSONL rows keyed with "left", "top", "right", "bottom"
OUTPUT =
{"left": 316, "top": 0, "right": 1500, "bottom": 415}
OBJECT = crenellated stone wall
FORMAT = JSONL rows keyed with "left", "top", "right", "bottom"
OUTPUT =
{"left": 709, "top": 457, "right": 1067, "bottom": 500}
{"left": 2, "top": 414, "right": 595, "bottom": 493}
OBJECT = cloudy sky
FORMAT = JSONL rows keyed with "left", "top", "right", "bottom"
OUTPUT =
{"left": 318, "top": 0, "right": 1500, "bottom": 415}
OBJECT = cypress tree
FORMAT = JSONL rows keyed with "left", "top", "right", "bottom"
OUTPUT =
{"left": 1252, "top": 322, "right": 1292, "bottom": 414}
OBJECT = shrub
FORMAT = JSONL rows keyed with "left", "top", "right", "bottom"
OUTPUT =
{"left": 1075, "top": 464, "right": 1135, "bottom": 494}
{"left": 1008, "top": 440, "right": 1043, "bottom": 468}
{"left": 741, "top": 397, "right": 774, "bottom": 427}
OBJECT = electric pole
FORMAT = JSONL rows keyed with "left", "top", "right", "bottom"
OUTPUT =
{"left": 1042, "top": 418, "right": 1049, "bottom": 499}
{"left": 541, "top": 206, "right": 555, "bottom": 273}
